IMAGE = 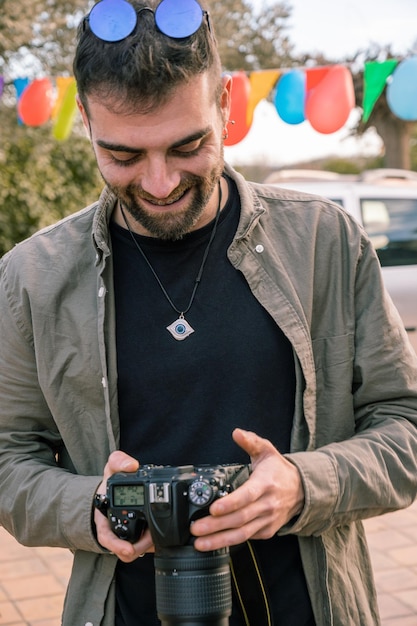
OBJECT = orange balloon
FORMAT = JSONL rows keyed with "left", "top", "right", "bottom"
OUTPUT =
{"left": 18, "top": 78, "right": 54, "bottom": 127}
{"left": 305, "top": 65, "right": 355, "bottom": 134}
{"left": 224, "top": 72, "right": 251, "bottom": 146}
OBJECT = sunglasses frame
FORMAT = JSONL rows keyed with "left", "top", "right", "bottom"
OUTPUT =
{"left": 84, "top": 0, "right": 211, "bottom": 43}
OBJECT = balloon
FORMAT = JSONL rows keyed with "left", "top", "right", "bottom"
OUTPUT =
{"left": 224, "top": 71, "right": 251, "bottom": 146}
{"left": 387, "top": 56, "right": 417, "bottom": 121}
{"left": 18, "top": 78, "right": 54, "bottom": 127}
{"left": 274, "top": 69, "right": 306, "bottom": 125}
{"left": 305, "top": 65, "right": 355, "bottom": 134}
{"left": 53, "top": 79, "right": 78, "bottom": 141}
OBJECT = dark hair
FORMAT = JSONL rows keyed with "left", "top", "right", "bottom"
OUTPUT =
{"left": 73, "top": 0, "right": 222, "bottom": 116}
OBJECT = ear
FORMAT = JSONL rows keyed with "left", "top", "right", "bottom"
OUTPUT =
{"left": 76, "top": 95, "right": 91, "bottom": 139}
{"left": 220, "top": 73, "right": 232, "bottom": 126}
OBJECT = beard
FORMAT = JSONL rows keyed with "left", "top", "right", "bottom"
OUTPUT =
{"left": 105, "top": 161, "right": 224, "bottom": 241}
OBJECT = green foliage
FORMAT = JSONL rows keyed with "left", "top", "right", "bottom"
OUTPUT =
{"left": 211, "top": 0, "right": 294, "bottom": 70}
{"left": 0, "top": 0, "right": 101, "bottom": 254}
{"left": 0, "top": 109, "right": 102, "bottom": 255}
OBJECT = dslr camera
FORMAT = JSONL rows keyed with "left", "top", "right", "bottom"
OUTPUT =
{"left": 106, "top": 463, "right": 251, "bottom": 626}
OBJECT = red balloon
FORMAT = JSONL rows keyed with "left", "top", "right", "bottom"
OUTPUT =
{"left": 224, "top": 72, "right": 251, "bottom": 146}
{"left": 305, "top": 65, "right": 355, "bottom": 134}
{"left": 18, "top": 78, "right": 54, "bottom": 127}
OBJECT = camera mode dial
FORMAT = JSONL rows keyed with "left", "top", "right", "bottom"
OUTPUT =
{"left": 188, "top": 479, "right": 215, "bottom": 506}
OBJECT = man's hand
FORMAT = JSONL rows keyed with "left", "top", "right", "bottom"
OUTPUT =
{"left": 191, "top": 428, "right": 304, "bottom": 551}
{"left": 94, "top": 450, "right": 154, "bottom": 562}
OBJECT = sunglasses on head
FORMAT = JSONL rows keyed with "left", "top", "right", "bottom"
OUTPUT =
{"left": 85, "top": 0, "right": 210, "bottom": 42}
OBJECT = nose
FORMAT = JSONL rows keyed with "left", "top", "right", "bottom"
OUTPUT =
{"left": 140, "top": 155, "right": 181, "bottom": 200}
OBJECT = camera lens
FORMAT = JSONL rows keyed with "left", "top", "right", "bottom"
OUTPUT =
{"left": 155, "top": 545, "right": 231, "bottom": 626}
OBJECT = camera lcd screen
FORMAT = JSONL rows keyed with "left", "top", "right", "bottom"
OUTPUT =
{"left": 113, "top": 484, "right": 145, "bottom": 507}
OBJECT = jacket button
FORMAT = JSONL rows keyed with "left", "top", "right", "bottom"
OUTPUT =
{"left": 255, "top": 245, "right": 264, "bottom": 253}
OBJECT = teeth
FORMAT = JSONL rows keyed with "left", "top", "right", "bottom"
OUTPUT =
{"left": 152, "top": 199, "right": 179, "bottom": 206}
{"left": 146, "top": 190, "right": 187, "bottom": 206}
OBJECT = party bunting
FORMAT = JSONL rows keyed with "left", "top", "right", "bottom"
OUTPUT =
{"left": 247, "top": 69, "right": 280, "bottom": 126}
{"left": 362, "top": 59, "right": 398, "bottom": 123}
{"left": 1, "top": 56, "right": 417, "bottom": 145}
{"left": 13, "top": 77, "right": 30, "bottom": 124}
{"left": 53, "top": 78, "right": 78, "bottom": 141}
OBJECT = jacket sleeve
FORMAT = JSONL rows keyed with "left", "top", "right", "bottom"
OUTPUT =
{"left": 0, "top": 256, "right": 104, "bottom": 552}
{"left": 285, "top": 238, "right": 417, "bottom": 536}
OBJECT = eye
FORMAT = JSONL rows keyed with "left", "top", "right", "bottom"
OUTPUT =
{"left": 108, "top": 152, "right": 142, "bottom": 167}
{"left": 172, "top": 139, "right": 203, "bottom": 157}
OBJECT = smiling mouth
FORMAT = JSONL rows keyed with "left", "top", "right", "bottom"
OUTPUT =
{"left": 142, "top": 187, "right": 191, "bottom": 207}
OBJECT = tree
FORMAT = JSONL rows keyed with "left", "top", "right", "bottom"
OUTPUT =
{"left": 0, "top": 0, "right": 100, "bottom": 255}
{"left": 298, "top": 46, "right": 417, "bottom": 170}
{"left": 349, "top": 48, "right": 417, "bottom": 170}
{"left": 210, "top": 0, "right": 294, "bottom": 71}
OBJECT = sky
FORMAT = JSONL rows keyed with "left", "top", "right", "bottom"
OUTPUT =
{"left": 224, "top": 0, "right": 417, "bottom": 167}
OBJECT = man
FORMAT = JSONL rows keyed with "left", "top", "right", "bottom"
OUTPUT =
{"left": 0, "top": 0, "right": 416, "bottom": 624}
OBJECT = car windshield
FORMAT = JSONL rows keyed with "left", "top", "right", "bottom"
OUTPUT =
{"left": 359, "top": 197, "right": 417, "bottom": 267}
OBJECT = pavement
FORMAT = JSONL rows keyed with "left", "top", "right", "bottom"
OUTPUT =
{"left": 0, "top": 500, "right": 417, "bottom": 625}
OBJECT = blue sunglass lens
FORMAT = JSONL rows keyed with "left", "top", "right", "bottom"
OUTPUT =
{"left": 89, "top": 0, "right": 137, "bottom": 42}
{"left": 155, "top": 0, "right": 203, "bottom": 38}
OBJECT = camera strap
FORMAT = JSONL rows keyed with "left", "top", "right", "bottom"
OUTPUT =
{"left": 230, "top": 540, "right": 274, "bottom": 626}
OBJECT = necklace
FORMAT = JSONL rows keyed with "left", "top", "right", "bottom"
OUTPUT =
{"left": 120, "top": 181, "right": 222, "bottom": 341}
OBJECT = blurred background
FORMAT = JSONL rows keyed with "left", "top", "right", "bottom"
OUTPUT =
{"left": 0, "top": 0, "right": 417, "bottom": 255}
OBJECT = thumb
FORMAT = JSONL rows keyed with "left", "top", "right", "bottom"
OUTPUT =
{"left": 232, "top": 428, "right": 278, "bottom": 464}
{"left": 105, "top": 450, "right": 139, "bottom": 479}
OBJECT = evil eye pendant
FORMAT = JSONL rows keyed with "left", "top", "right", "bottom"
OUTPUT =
{"left": 166, "top": 317, "right": 195, "bottom": 341}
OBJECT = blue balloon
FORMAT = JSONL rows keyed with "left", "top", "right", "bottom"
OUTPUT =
{"left": 387, "top": 56, "right": 417, "bottom": 121}
{"left": 274, "top": 70, "right": 306, "bottom": 125}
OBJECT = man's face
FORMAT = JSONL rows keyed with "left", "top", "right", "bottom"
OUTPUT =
{"left": 78, "top": 72, "right": 231, "bottom": 240}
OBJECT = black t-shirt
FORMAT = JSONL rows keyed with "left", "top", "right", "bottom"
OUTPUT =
{"left": 110, "top": 176, "right": 315, "bottom": 625}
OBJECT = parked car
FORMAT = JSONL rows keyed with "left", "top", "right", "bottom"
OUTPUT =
{"left": 265, "top": 168, "right": 417, "bottom": 353}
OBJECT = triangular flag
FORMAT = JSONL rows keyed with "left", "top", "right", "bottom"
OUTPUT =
{"left": 13, "top": 77, "right": 30, "bottom": 124}
{"left": 362, "top": 59, "right": 398, "bottom": 122}
{"left": 52, "top": 76, "right": 76, "bottom": 120}
{"left": 247, "top": 69, "right": 280, "bottom": 125}
{"left": 53, "top": 78, "right": 78, "bottom": 141}
{"left": 305, "top": 67, "right": 330, "bottom": 91}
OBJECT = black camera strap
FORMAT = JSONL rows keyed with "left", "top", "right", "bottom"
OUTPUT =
{"left": 230, "top": 540, "right": 274, "bottom": 626}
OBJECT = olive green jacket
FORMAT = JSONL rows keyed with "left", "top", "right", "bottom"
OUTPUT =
{"left": 1, "top": 164, "right": 417, "bottom": 626}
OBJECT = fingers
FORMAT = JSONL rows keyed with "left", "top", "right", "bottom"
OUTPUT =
{"left": 95, "top": 451, "right": 148, "bottom": 562}
{"left": 104, "top": 450, "right": 139, "bottom": 478}
{"left": 191, "top": 429, "right": 305, "bottom": 552}
{"left": 232, "top": 428, "right": 277, "bottom": 464}
{"left": 95, "top": 511, "right": 154, "bottom": 562}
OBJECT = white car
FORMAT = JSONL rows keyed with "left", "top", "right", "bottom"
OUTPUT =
{"left": 266, "top": 169, "right": 417, "bottom": 353}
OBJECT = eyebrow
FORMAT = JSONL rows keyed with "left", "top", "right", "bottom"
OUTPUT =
{"left": 96, "top": 127, "right": 212, "bottom": 153}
